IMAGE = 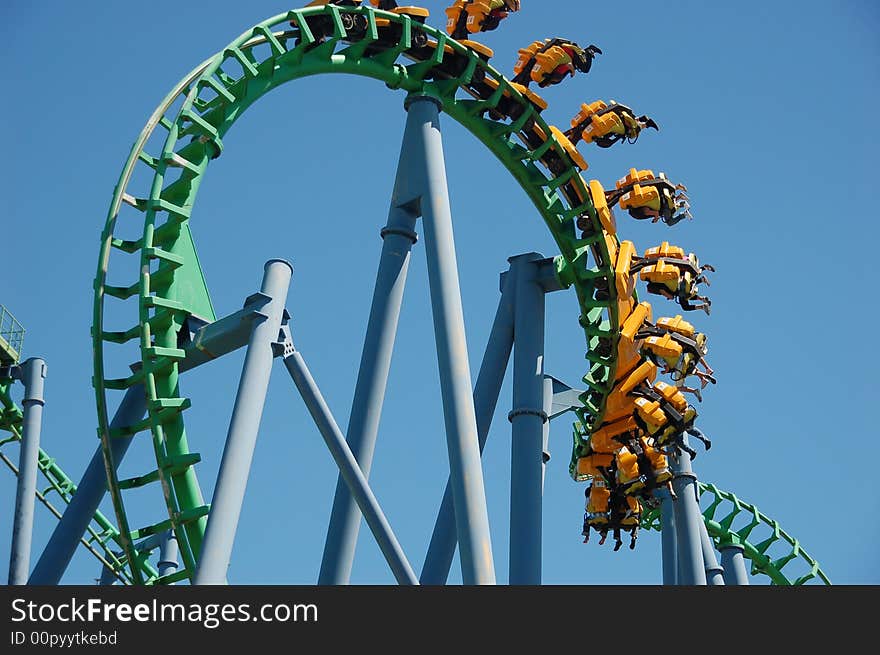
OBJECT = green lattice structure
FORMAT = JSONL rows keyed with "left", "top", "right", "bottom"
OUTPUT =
{"left": 641, "top": 482, "right": 831, "bottom": 585}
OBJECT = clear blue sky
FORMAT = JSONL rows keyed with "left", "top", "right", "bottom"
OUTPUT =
{"left": 1, "top": 0, "right": 877, "bottom": 585}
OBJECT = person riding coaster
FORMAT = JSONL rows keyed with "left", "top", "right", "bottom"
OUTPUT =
{"left": 512, "top": 38, "right": 602, "bottom": 88}
{"left": 582, "top": 481, "right": 641, "bottom": 551}
{"left": 565, "top": 100, "right": 659, "bottom": 148}
{"left": 637, "top": 322, "right": 716, "bottom": 390}
{"left": 629, "top": 247, "right": 715, "bottom": 316}
{"left": 605, "top": 168, "right": 691, "bottom": 226}
{"left": 446, "top": 1, "right": 521, "bottom": 39}
{"left": 294, "top": 2, "right": 429, "bottom": 46}
{"left": 615, "top": 436, "right": 675, "bottom": 498}
{"left": 630, "top": 384, "right": 712, "bottom": 460}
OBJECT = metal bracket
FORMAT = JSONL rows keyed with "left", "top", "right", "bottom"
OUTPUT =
{"left": 545, "top": 375, "right": 585, "bottom": 420}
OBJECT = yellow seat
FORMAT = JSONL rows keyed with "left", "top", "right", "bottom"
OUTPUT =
{"left": 644, "top": 242, "right": 686, "bottom": 260}
{"left": 640, "top": 259, "right": 680, "bottom": 284}
{"left": 603, "top": 387, "right": 638, "bottom": 424}
{"left": 616, "top": 168, "right": 655, "bottom": 190}
{"left": 572, "top": 101, "right": 607, "bottom": 129}
{"left": 584, "top": 111, "right": 625, "bottom": 143}
{"left": 643, "top": 334, "right": 682, "bottom": 363}
{"left": 531, "top": 45, "right": 571, "bottom": 84}
{"left": 616, "top": 448, "right": 641, "bottom": 488}
{"left": 576, "top": 452, "right": 614, "bottom": 478}
{"left": 587, "top": 482, "right": 610, "bottom": 516}
{"left": 617, "top": 360, "right": 657, "bottom": 396}
{"left": 620, "top": 183, "right": 660, "bottom": 211}
{"left": 590, "top": 416, "right": 639, "bottom": 453}
{"left": 634, "top": 398, "right": 667, "bottom": 432}
{"left": 514, "top": 40, "right": 547, "bottom": 76}
{"left": 657, "top": 315, "right": 695, "bottom": 338}
{"left": 654, "top": 381, "right": 688, "bottom": 412}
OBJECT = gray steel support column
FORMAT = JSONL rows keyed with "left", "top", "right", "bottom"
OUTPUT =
{"left": 29, "top": 385, "right": 147, "bottom": 584}
{"left": 541, "top": 375, "right": 553, "bottom": 494}
{"left": 701, "top": 520, "right": 725, "bottom": 585}
{"left": 670, "top": 438, "right": 707, "bottom": 585}
{"left": 720, "top": 543, "right": 750, "bottom": 585}
{"left": 283, "top": 348, "right": 418, "bottom": 585}
{"left": 8, "top": 358, "right": 47, "bottom": 585}
{"left": 194, "top": 259, "right": 292, "bottom": 585}
{"left": 508, "top": 254, "right": 546, "bottom": 585}
{"left": 158, "top": 531, "right": 180, "bottom": 580}
{"left": 658, "top": 488, "right": 678, "bottom": 586}
{"left": 420, "top": 270, "right": 514, "bottom": 584}
{"left": 319, "top": 121, "right": 420, "bottom": 587}
{"left": 411, "top": 95, "right": 495, "bottom": 584}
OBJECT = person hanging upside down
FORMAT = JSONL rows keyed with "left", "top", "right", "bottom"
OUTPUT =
{"left": 512, "top": 38, "right": 602, "bottom": 88}
{"left": 446, "top": 1, "right": 521, "bottom": 39}
{"left": 565, "top": 100, "right": 659, "bottom": 148}
{"left": 605, "top": 168, "right": 691, "bottom": 226}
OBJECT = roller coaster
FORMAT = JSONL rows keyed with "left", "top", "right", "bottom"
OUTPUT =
{"left": 1, "top": 1, "right": 831, "bottom": 586}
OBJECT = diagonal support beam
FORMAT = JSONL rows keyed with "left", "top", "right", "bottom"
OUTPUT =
{"left": 280, "top": 328, "right": 417, "bottom": 585}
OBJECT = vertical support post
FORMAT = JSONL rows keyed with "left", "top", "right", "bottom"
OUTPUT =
{"left": 283, "top": 347, "right": 418, "bottom": 585}
{"left": 158, "top": 531, "right": 180, "bottom": 580}
{"left": 701, "top": 520, "right": 725, "bottom": 585}
{"left": 658, "top": 487, "right": 678, "bottom": 586}
{"left": 410, "top": 95, "right": 495, "bottom": 584}
{"left": 30, "top": 385, "right": 147, "bottom": 584}
{"left": 670, "top": 437, "right": 707, "bottom": 585}
{"left": 420, "top": 269, "right": 514, "bottom": 584}
{"left": 508, "top": 254, "right": 546, "bottom": 585}
{"left": 720, "top": 542, "right": 750, "bottom": 585}
{"left": 193, "top": 259, "right": 292, "bottom": 585}
{"left": 8, "top": 357, "right": 46, "bottom": 585}
{"left": 541, "top": 375, "right": 553, "bottom": 494}
{"left": 319, "top": 118, "right": 420, "bottom": 587}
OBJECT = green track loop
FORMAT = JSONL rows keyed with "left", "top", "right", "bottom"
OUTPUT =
{"left": 92, "top": 4, "right": 618, "bottom": 584}
{"left": 86, "top": 4, "right": 817, "bottom": 585}
{"left": 640, "top": 482, "right": 831, "bottom": 585}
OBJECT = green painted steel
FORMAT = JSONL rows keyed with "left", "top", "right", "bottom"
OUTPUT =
{"left": 641, "top": 482, "right": 832, "bottom": 585}
{"left": 85, "top": 4, "right": 827, "bottom": 586}
{"left": 91, "top": 4, "right": 619, "bottom": 584}
{"left": 0, "top": 381, "right": 157, "bottom": 584}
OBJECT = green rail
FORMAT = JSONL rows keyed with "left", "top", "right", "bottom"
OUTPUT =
{"left": 88, "top": 4, "right": 830, "bottom": 585}
{"left": 91, "top": 4, "right": 619, "bottom": 583}
{"left": 641, "top": 482, "right": 831, "bottom": 585}
{"left": 0, "top": 380, "right": 157, "bottom": 584}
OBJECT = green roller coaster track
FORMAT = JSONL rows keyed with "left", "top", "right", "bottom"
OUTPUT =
{"left": 71, "top": 4, "right": 830, "bottom": 584}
